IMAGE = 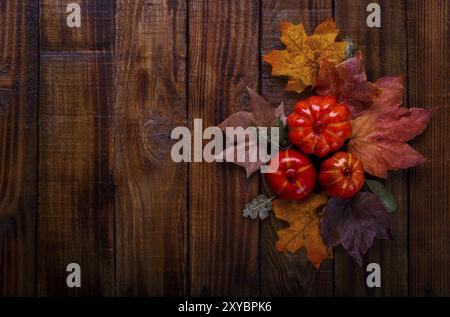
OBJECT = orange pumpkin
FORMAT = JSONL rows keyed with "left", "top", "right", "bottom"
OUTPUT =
{"left": 265, "top": 149, "right": 316, "bottom": 200}
{"left": 287, "top": 95, "right": 352, "bottom": 157}
{"left": 319, "top": 152, "right": 364, "bottom": 199}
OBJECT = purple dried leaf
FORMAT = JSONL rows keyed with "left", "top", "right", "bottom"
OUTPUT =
{"left": 320, "top": 192, "right": 392, "bottom": 266}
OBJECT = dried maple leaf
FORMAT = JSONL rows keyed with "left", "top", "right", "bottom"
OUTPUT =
{"left": 320, "top": 192, "right": 392, "bottom": 266}
{"left": 273, "top": 193, "right": 333, "bottom": 269}
{"left": 348, "top": 76, "right": 436, "bottom": 178}
{"left": 217, "top": 88, "right": 286, "bottom": 178}
{"left": 263, "top": 18, "right": 348, "bottom": 93}
{"left": 315, "top": 51, "right": 381, "bottom": 117}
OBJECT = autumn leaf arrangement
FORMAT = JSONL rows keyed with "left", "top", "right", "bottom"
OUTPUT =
{"left": 217, "top": 18, "right": 435, "bottom": 268}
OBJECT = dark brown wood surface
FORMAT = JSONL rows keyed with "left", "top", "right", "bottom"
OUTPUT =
{"left": 188, "top": 0, "right": 260, "bottom": 296}
{"left": 38, "top": 0, "right": 116, "bottom": 296}
{"left": 408, "top": 0, "right": 450, "bottom": 297}
{"left": 0, "top": 0, "right": 38, "bottom": 296}
{"left": 115, "top": 0, "right": 188, "bottom": 296}
{"left": 0, "top": 0, "right": 449, "bottom": 296}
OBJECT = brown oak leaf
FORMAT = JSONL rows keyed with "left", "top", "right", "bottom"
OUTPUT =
{"left": 263, "top": 18, "right": 348, "bottom": 94}
{"left": 348, "top": 76, "right": 436, "bottom": 178}
{"left": 273, "top": 193, "right": 333, "bottom": 269}
{"left": 217, "top": 88, "right": 286, "bottom": 178}
{"left": 315, "top": 51, "right": 381, "bottom": 117}
{"left": 320, "top": 192, "right": 392, "bottom": 266}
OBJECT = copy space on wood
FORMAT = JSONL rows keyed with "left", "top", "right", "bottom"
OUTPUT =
{"left": 408, "top": 0, "right": 450, "bottom": 296}
{"left": 38, "top": 0, "right": 115, "bottom": 296}
{"left": 188, "top": 0, "right": 260, "bottom": 296}
{"left": 114, "top": 0, "right": 188, "bottom": 296}
{"left": 0, "top": 0, "right": 38, "bottom": 296}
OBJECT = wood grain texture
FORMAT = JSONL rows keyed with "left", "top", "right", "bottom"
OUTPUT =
{"left": 38, "top": 0, "right": 116, "bottom": 296}
{"left": 188, "top": 0, "right": 260, "bottom": 296}
{"left": 0, "top": 0, "right": 38, "bottom": 296}
{"left": 40, "top": 0, "right": 115, "bottom": 51}
{"left": 334, "top": 0, "right": 408, "bottom": 296}
{"left": 1, "top": 0, "right": 449, "bottom": 297}
{"left": 407, "top": 0, "right": 450, "bottom": 296}
{"left": 260, "top": 0, "right": 334, "bottom": 296}
{"left": 114, "top": 0, "right": 188, "bottom": 296}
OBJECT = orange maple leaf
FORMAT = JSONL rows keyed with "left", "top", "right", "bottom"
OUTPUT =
{"left": 263, "top": 18, "right": 348, "bottom": 93}
{"left": 273, "top": 193, "right": 333, "bottom": 269}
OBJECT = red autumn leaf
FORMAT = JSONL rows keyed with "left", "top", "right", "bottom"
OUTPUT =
{"left": 216, "top": 88, "right": 286, "bottom": 178}
{"left": 315, "top": 52, "right": 380, "bottom": 117}
{"left": 320, "top": 192, "right": 392, "bottom": 266}
{"left": 348, "top": 76, "right": 436, "bottom": 178}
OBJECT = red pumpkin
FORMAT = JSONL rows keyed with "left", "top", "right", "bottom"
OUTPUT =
{"left": 319, "top": 152, "right": 364, "bottom": 199}
{"left": 265, "top": 149, "right": 316, "bottom": 200}
{"left": 287, "top": 95, "right": 352, "bottom": 157}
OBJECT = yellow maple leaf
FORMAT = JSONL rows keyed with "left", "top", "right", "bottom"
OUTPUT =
{"left": 273, "top": 193, "right": 333, "bottom": 269}
{"left": 263, "top": 18, "right": 348, "bottom": 93}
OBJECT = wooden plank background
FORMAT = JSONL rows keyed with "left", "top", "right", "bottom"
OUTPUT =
{"left": 0, "top": 0, "right": 448, "bottom": 296}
